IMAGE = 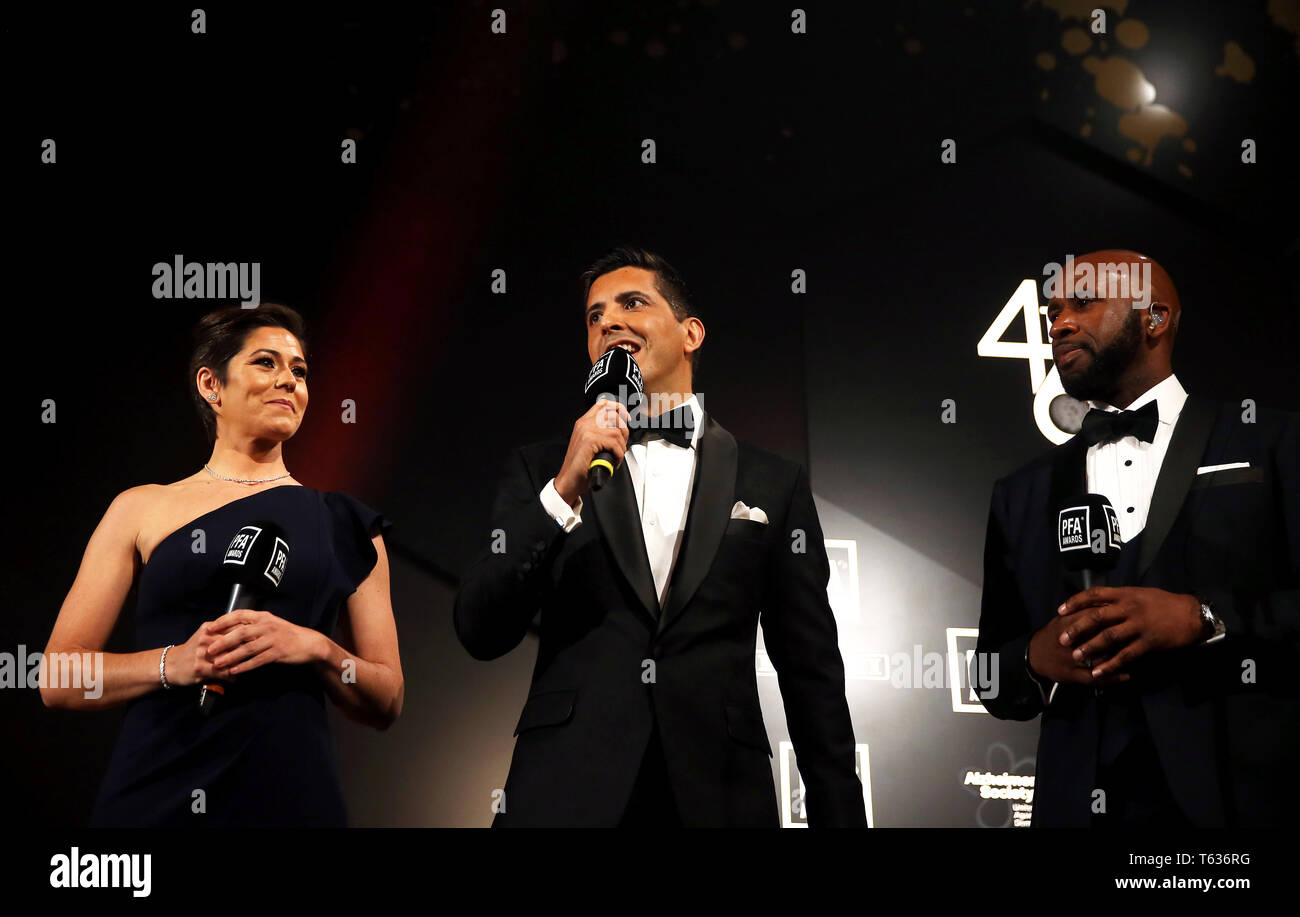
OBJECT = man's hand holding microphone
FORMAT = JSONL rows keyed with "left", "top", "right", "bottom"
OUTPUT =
{"left": 555, "top": 345, "right": 645, "bottom": 506}
{"left": 554, "top": 398, "right": 630, "bottom": 507}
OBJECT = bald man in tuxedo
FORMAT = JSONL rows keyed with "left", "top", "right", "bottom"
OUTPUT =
{"left": 976, "top": 250, "right": 1300, "bottom": 827}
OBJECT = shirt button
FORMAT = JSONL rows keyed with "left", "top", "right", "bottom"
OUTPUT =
{"left": 648, "top": 519, "right": 657, "bottom": 527}
{"left": 1126, "top": 507, "right": 1135, "bottom": 513}
{"left": 1124, "top": 460, "right": 1133, "bottom": 467}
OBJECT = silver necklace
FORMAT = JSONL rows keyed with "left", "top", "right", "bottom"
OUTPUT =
{"left": 203, "top": 464, "right": 293, "bottom": 485}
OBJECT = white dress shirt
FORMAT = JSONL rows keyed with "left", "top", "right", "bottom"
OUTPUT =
{"left": 1086, "top": 373, "right": 1187, "bottom": 542}
{"left": 540, "top": 394, "right": 704, "bottom": 607}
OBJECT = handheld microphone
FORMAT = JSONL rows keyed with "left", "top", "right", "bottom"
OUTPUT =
{"left": 582, "top": 346, "right": 644, "bottom": 491}
{"left": 1056, "top": 494, "right": 1122, "bottom": 589}
{"left": 201, "top": 519, "right": 290, "bottom": 716}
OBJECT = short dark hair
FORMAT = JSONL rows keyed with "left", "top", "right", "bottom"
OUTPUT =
{"left": 188, "top": 303, "right": 308, "bottom": 444}
{"left": 579, "top": 246, "right": 703, "bottom": 379}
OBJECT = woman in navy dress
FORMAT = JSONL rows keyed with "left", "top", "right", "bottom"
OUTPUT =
{"left": 42, "top": 303, "right": 404, "bottom": 827}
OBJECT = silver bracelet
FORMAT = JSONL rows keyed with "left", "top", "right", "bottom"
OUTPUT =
{"left": 160, "top": 644, "right": 175, "bottom": 690}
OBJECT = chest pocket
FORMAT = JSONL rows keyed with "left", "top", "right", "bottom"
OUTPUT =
{"left": 724, "top": 516, "right": 769, "bottom": 540}
{"left": 1190, "top": 466, "right": 1263, "bottom": 490}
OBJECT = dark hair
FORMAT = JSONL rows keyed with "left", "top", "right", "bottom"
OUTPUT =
{"left": 579, "top": 246, "right": 704, "bottom": 379}
{"left": 188, "top": 303, "right": 309, "bottom": 444}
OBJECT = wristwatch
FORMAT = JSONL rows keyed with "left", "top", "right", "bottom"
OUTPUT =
{"left": 1198, "top": 598, "right": 1226, "bottom": 642}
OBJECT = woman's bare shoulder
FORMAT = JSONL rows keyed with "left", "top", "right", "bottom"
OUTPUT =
{"left": 104, "top": 476, "right": 205, "bottom": 536}
{"left": 107, "top": 483, "right": 164, "bottom": 515}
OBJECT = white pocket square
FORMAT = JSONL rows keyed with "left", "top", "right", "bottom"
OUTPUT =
{"left": 1197, "top": 462, "right": 1250, "bottom": 475}
{"left": 730, "top": 501, "right": 769, "bottom": 524}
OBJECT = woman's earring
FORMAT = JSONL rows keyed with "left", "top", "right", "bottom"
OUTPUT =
{"left": 207, "top": 394, "right": 218, "bottom": 402}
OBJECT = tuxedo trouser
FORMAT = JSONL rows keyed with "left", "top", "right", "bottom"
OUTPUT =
{"left": 619, "top": 721, "right": 683, "bottom": 827}
{"left": 1092, "top": 693, "right": 1191, "bottom": 828}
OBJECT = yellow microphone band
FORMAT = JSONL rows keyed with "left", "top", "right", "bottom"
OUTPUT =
{"left": 589, "top": 458, "right": 614, "bottom": 474}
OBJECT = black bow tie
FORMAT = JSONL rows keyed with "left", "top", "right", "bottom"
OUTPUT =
{"left": 1080, "top": 401, "right": 1159, "bottom": 446}
{"left": 628, "top": 405, "right": 696, "bottom": 449}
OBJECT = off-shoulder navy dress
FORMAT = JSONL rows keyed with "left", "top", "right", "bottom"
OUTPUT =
{"left": 89, "top": 486, "right": 391, "bottom": 828}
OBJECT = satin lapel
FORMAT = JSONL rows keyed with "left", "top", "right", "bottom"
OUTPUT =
{"left": 1138, "top": 395, "right": 1217, "bottom": 578}
{"left": 657, "top": 415, "right": 737, "bottom": 637}
{"left": 1049, "top": 434, "right": 1089, "bottom": 594}
{"left": 589, "top": 453, "right": 659, "bottom": 624}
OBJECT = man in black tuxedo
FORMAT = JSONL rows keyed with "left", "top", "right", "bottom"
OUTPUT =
{"left": 455, "top": 246, "right": 866, "bottom": 827}
{"left": 975, "top": 249, "right": 1300, "bottom": 827}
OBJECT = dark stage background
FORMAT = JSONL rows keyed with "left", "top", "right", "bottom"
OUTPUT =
{"left": 5, "top": 1, "right": 1296, "bottom": 827}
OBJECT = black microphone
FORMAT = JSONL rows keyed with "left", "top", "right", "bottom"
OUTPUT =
{"left": 1056, "top": 494, "right": 1123, "bottom": 589}
{"left": 582, "top": 346, "right": 644, "bottom": 491}
{"left": 200, "top": 520, "right": 291, "bottom": 716}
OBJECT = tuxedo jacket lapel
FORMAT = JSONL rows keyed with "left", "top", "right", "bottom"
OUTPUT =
{"left": 658, "top": 415, "right": 738, "bottom": 637}
{"left": 589, "top": 452, "right": 660, "bottom": 624}
{"left": 1138, "top": 394, "right": 1217, "bottom": 578}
